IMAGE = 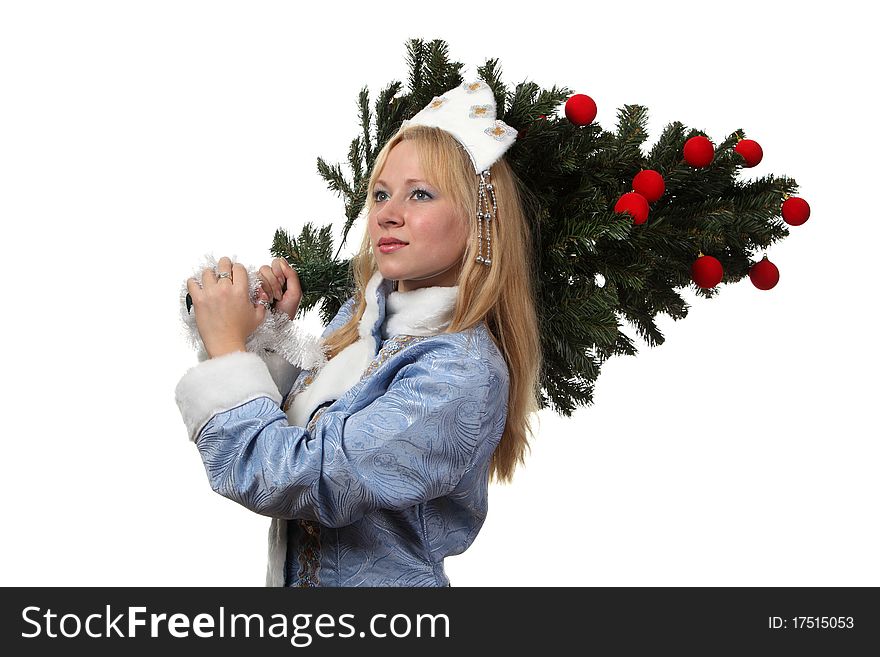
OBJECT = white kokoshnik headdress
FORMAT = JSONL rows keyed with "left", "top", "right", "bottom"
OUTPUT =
{"left": 401, "top": 79, "right": 518, "bottom": 266}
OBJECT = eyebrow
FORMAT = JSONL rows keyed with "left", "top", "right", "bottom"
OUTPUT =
{"left": 374, "top": 178, "right": 429, "bottom": 187}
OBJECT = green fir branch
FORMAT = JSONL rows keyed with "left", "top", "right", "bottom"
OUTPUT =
{"left": 266, "top": 38, "right": 802, "bottom": 418}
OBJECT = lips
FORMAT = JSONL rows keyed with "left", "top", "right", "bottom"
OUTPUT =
{"left": 377, "top": 237, "right": 408, "bottom": 254}
{"left": 378, "top": 242, "right": 407, "bottom": 253}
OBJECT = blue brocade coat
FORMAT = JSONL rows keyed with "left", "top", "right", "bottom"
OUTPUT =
{"left": 174, "top": 273, "right": 509, "bottom": 587}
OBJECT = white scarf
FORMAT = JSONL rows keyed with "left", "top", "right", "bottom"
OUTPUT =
{"left": 266, "top": 270, "right": 459, "bottom": 586}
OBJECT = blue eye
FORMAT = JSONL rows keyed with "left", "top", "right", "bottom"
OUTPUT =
{"left": 373, "top": 188, "right": 433, "bottom": 202}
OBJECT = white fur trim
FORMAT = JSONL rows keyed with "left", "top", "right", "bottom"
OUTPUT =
{"left": 358, "top": 270, "right": 383, "bottom": 338}
{"left": 285, "top": 271, "right": 384, "bottom": 427}
{"left": 174, "top": 350, "right": 281, "bottom": 442}
{"left": 286, "top": 335, "right": 377, "bottom": 427}
{"left": 383, "top": 284, "right": 459, "bottom": 338}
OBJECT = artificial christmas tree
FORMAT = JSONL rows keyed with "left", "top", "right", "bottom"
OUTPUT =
{"left": 263, "top": 38, "right": 806, "bottom": 417}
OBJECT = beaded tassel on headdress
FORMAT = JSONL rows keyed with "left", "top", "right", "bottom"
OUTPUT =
{"left": 477, "top": 170, "right": 497, "bottom": 265}
{"left": 401, "top": 78, "right": 516, "bottom": 268}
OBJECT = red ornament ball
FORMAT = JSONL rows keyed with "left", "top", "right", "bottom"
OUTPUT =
{"left": 691, "top": 254, "right": 723, "bottom": 288}
{"left": 734, "top": 139, "right": 764, "bottom": 167}
{"left": 781, "top": 197, "right": 811, "bottom": 226}
{"left": 749, "top": 256, "right": 779, "bottom": 290}
{"left": 565, "top": 94, "right": 597, "bottom": 126}
{"left": 683, "top": 135, "right": 714, "bottom": 168}
{"left": 632, "top": 170, "right": 665, "bottom": 203}
{"left": 614, "top": 192, "right": 650, "bottom": 225}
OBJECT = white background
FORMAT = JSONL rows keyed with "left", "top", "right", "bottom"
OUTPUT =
{"left": 2, "top": 0, "right": 876, "bottom": 587}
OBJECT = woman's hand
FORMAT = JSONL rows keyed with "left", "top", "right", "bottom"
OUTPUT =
{"left": 258, "top": 257, "right": 303, "bottom": 321}
{"left": 186, "top": 256, "right": 268, "bottom": 358}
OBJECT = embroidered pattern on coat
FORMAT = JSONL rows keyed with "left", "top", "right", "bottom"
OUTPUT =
{"left": 360, "top": 335, "right": 430, "bottom": 381}
{"left": 296, "top": 519, "right": 322, "bottom": 587}
{"left": 307, "top": 404, "right": 330, "bottom": 433}
{"left": 283, "top": 369, "right": 316, "bottom": 413}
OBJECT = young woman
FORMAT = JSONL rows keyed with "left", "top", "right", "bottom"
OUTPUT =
{"left": 176, "top": 80, "right": 542, "bottom": 586}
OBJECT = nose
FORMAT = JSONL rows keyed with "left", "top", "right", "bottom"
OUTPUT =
{"left": 374, "top": 194, "right": 404, "bottom": 228}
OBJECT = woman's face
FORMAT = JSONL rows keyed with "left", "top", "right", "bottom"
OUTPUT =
{"left": 368, "top": 139, "right": 469, "bottom": 292}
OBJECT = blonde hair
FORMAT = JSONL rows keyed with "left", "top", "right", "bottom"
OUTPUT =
{"left": 322, "top": 124, "right": 542, "bottom": 484}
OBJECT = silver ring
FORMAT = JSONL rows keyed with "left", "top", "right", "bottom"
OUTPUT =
{"left": 217, "top": 271, "right": 232, "bottom": 280}
{"left": 258, "top": 299, "right": 271, "bottom": 310}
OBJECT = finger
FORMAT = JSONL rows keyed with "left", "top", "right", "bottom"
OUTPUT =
{"left": 257, "top": 266, "right": 271, "bottom": 298}
{"left": 201, "top": 267, "right": 217, "bottom": 286}
{"left": 269, "top": 262, "right": 284, "bottom": 300}
{"left": 256, "top": 289, "right": 272, "bottom": 312}
{"left": 186, "top": 277, "right": 202, "bottom": 297}
{"left": 277, "top": 273, "right": 286, "bottom": 297}
{"left": 231, "top": 262, "right": 249, "bottom": 292}
{"left": 271, "top": 261, "right": 287, "bottom": 297}
{"left": 280, "top": 263, "right": 301, "bottom": 296}
{"left": 217, "top": 257, "right": 233, "bottom": 283}
{"left": 275, "top": 258, "right": 297, "bottom": 289}
{"left": 261, "top": 265, "right": 282, "bottom": 301}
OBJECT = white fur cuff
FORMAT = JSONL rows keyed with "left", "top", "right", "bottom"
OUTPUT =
{"left": 174, "top": 351, "right": 282, "bottom": 442}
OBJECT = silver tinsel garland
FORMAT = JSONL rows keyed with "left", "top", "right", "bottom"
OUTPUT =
{"left": 178, "top": 254, "right": 329, "bottom": 370}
